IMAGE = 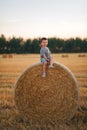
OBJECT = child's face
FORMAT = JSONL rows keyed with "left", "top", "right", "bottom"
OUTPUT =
{"left": 41, "top": 40, "right": 48, "bottom": 47}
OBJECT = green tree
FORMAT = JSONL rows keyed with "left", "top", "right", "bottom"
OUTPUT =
{"left": 31, "top": 39, "right": 40, "bottom": 53}
{"left": 0, "top": 34, "right": 7, "bottom": 53}
{"left": 0, "top": 35, "right": 87, "bottom": 54}
{"left": 9, "top": 37, "right": 23, "bottom": 53}
{"left": 81, "top": 38, "right": 87, "bottom": 52}
{"left": 24, "top": 39, "right": 31, "bottom": 53}
{"left": 63, "top": 38, "right": 75, "bottom": 52}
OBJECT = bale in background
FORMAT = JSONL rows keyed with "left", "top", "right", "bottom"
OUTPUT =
{"left": 8, "top": 54, "right": 13, "bottom": 58}
{"left": 78, "top": 54, "right": 86, "bottom": 57}
{"left": 14, "top": 62, "right": 80, "bottom": 123}
{"left": 2, "top": 54, "right": 7, "bottom": 58}
{"left": 61, "top": 54, "right": 69, "bottom": 58}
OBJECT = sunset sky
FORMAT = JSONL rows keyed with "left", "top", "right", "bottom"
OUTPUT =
{"left": 0, "top": 0, "right": 87, "bottom": 39}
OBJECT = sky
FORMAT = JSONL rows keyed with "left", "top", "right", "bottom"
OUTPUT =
{"left": 0, "top": 0, "right": 87, "bottom": 39}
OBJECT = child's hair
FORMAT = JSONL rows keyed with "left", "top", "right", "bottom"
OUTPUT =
{"left": 39, "top": 37, "right": 48, "bottom": 44}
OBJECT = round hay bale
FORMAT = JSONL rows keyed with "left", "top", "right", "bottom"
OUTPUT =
{"left": 61, "top": 54, "right": 69, "bottom": 58}
{"left": 2, "top": 54, "right": 7, "bottom": 58}
{"left": 8, "top": 54, "right": 13, "bottom": 58}
{"left": 14, "top": 62, "right": 80, "bottom": 122}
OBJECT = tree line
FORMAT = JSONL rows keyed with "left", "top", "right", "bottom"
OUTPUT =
{"left": 0, "top": 34, "right": 87, "bottom": 54}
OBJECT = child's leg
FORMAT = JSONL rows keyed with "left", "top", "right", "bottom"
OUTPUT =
{"left": 49, "top": 57, "right": 54, "bottom": 66}
{"left": 41, "top": 58, "right": 47, "bottom": 77}
{"left": 48, "top": 57, "right": 54, "bottom": 68}
{"left": 42, "top": 62, "right": 47, "bottom": 73}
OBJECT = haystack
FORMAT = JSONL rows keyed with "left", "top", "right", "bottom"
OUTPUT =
{"left": 14, "top": 62, "right": 80, "bottom": 123}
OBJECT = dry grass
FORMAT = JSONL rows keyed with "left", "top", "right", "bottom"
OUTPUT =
{"left": 0, "top": 53, "right": 87, "bottom": 130}
{"left": 14, "top": 62, "right": 79, "bottom": 123}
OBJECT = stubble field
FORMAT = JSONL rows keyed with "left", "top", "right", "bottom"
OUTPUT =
{"left": 0, "top": 53, "right": 87, "bottom": 130}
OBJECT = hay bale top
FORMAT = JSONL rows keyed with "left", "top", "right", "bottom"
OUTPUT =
{"left": 14, "top": 62, "right": 79, "bottom": 122}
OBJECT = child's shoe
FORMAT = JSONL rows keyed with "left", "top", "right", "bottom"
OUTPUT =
{"left": 42, "top": 72, "right": 46, "bottom": 77}
{"left": 49, "top": 65, "right": 54, "bottom": 68}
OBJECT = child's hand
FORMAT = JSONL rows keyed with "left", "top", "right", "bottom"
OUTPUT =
{"left": 46, "top": 59, "right": 50, "bottom": 62}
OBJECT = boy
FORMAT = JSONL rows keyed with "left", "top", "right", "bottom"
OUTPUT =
{"left": 40, "top": 37, "right": 54, "bottom": 77}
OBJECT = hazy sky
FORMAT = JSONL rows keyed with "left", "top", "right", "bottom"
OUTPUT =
{"left": 0, "top": 0, "right": 87, "bottom": 39}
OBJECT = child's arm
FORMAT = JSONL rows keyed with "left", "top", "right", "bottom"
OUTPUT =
{"left": 43, "top": 54, "right": 49, "bottom": 61}
{"left": 48, "top": 47, "right": 53, "bottom": 60}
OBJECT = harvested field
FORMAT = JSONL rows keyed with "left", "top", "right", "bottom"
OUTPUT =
{"left": 0, "top": 53, "right": 87, "bottom": 130}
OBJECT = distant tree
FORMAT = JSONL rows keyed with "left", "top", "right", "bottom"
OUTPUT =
{"left": 73, "top": 38, "right": 82, "bottom": 52}
{"left": 31, "top": 39, "right": 40, "bottom": 53}
{"left": 0, "top": 34, "right": 7, "bottom": 53}
{"left": 48, "top": 38, "right": 57, "bottom": 52}
{"left": 48, "top": 38, "right": 65, "bottom": 53}
{"left": 0, "top": 34, "right": 87, "bottom": 54}
{"left": 8, "top": 37, "right": 23, "bottom": 53}
{"left": 80, "top": 38, "right": 87, "bottom": 52}
{"left": 55, "top": 38, "right": 64, "bottom": 53}
{"left": 63, "top": 38, "right": 75, "bottom": 52}
{"left": 24, "top": 39, "right": 31, "bottom": 53}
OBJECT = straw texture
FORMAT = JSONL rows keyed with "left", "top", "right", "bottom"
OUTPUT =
{"left": 14, "top": 62, "right": 79, "bottom": 122}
